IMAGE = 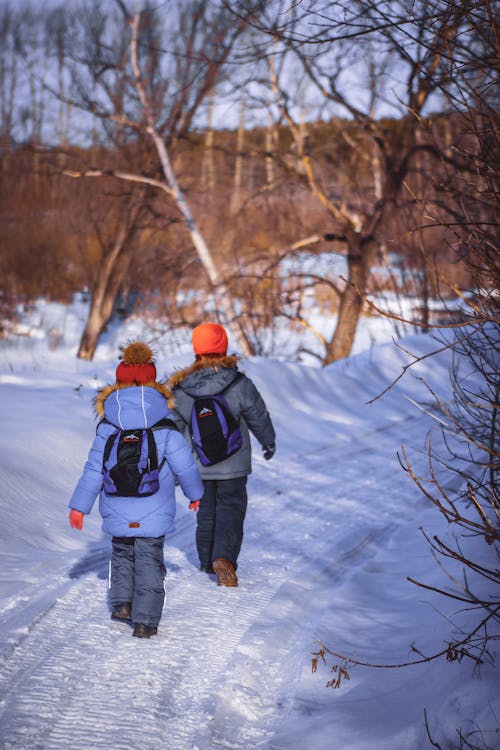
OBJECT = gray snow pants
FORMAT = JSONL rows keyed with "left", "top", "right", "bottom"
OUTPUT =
{"left": 110, "top": 536, "right": 166, "bottom": 627}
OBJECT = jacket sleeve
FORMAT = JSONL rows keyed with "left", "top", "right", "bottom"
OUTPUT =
{"left": 68, "top": 425, "right": 109, "bottom": 514}
{"left": 164, "top": 429, "right": 204, "bottom": 501}
{"left": 238, "top": 377, "right": 276, "bottom": 447}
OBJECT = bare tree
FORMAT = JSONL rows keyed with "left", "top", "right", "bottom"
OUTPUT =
{"left": 60, "top": 0, "right": 268, "bottom": 357}
{"left": 311, "top": 2, "right": 499, "bottom": 744}
{"left": 230, "top": 0, "right": 482, "bottom": 362}
{"left": 76, "top": 186, "right": 145, "bottom": 360}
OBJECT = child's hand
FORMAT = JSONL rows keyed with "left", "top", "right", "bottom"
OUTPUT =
{"left": 69, "top": 509, "right": 84, "bottom": 530}
{"left": 189, "top": 500, "right": 200, "bottom": 513}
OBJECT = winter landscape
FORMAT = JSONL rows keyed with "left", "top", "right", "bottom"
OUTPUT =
{"left": 0, "top": 299, "right": 498, "bottom": 750}
{"left": 1, "top": 1, "right": 498, "bottom": 748}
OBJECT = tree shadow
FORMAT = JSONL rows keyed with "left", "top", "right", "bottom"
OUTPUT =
{"left": 69, "top": 540, "right": 111, "bottom": 580}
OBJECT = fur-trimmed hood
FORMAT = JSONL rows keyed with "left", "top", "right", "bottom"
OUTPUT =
{"left": 94, "top": 381, "right": 174, "bottom": 424}
{"left": 167, "top": 355, "right": 240, "bottom": 392}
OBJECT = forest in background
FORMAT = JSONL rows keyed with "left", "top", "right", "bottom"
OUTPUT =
{"left": 0, "top": 0, "right": 497, "bottom": 363}
{"left": 0, "top": 115, "right": 474, "bottom": 307}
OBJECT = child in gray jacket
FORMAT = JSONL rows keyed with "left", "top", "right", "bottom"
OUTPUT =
{"left": 168, "top": 323, "right": 276, "bottom": 587}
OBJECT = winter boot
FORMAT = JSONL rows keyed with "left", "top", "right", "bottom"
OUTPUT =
{"left": 212, "top": 558, "right": 238, "bottom": 587}
{"left": 111, "top": 603, "right": 132, "bottom": 622}
{"left": 132, "top": 623, "right": 158, "bottom": 638}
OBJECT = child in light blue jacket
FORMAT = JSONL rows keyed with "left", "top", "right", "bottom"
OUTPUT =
{"left": 69, "top": 341, "right": 203, "bottom": 638}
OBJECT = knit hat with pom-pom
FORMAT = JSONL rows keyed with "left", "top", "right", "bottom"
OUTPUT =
{"left": 115, "top": 341, "right": 157, "bottom": 385}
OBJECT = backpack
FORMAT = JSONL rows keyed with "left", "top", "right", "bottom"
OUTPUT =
{"left": 101, "top": 417, "right": 178, "bottom": 497}
{"left": 181, "top": 373, "right": 243, "bottom": 466}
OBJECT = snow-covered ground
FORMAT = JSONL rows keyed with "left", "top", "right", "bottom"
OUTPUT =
{"left": 0, "top": 301, "right": 498, "bottom": 750}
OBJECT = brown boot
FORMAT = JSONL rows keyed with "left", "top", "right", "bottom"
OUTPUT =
{"left": 111, "top": 603, "right": 132, "bottom": 622}
{"left": 212, "top": 558, "right": 238, "bottom": 587}
{"left": 132, "top": 623, "right": 158, "bottom": 638}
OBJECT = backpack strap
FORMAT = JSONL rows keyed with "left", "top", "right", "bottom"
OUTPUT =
{"left": 96, "top": 417, "right": 116, "bottom": 434}
{"left": 152, "top": 417, "right": 179, "bottom": 432}
{"left": 150, "top": 416, "right": 179, "bottom": 471}
{"left": 146, "top": 427, "right": 159, "bottom": 471}
{"left": 102, "top": 427, "right": 120, "bottom": 471}
{"left": 98, "top": 416, "right": 178, "bottom": 431}
{"left": 219, "top": 371, "right": 244, "bottom": 395}
{"left": 215, "top": 372, "right": 244, "bottom": 423}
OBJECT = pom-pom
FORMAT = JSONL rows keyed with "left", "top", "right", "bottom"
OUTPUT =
{"left": 120, "top": 341, "right": 154, "bottom": 365}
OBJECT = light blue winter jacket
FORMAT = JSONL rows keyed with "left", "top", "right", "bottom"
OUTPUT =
{"left": 69, "top": 383, "right": 204, "bottom": 538}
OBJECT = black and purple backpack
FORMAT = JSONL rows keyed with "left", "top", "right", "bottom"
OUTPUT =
{"left": 101, "top": 417, "right": 177, "bottom": 497}
{"left": 182, "top": 374, "right": 243, "bottom": 466}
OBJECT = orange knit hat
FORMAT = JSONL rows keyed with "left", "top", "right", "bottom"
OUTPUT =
{"left": 115, "top": 341, "right": 157, "bottom": 385}
{"left": 192, "top": 323, "right": 228, "bottom": 356}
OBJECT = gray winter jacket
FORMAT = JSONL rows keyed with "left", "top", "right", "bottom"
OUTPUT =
{"left": 168, "top": 355, "right": 275, "bottom": 480}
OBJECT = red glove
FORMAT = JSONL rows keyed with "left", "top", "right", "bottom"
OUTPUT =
{"left": 69, "top": 509, "right": 84, "bottom": 530}
{"left": 189, "top": 500, "right": 200, "bottom": 513}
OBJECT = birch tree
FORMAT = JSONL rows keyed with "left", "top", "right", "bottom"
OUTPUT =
{"left": 63, "top": 0, "right": 263, "bottom": 358}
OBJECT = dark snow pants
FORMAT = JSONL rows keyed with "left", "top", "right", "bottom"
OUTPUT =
{"left": 196, "top": 477, "right": 248, "bottom": 570}
{"left": 110, "top": 536, "right": 166, "bottom": 627}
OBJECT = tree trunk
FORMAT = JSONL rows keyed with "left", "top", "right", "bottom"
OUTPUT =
{"left": 324, "top": 241, "right": 376, "bottom": 363}
{"left": 77, "top": 199, "right": 141, "bottom": 360}
{"left": 129, "top": 13, "right": 253, "bottom": 357}
{"left": 77, "top": 251, "right": 133, "bottom": 360}
{"left": 77, "top": 296, "right": 111, "bottom": 361}
{"left": 202, "top": 88, "right": 215, "bottom": 204}
{"left": 230, "top": 97, "right": 245, "bottom": 214}
{"left": 265, "top": 116, "right": 278, "bottom": 187}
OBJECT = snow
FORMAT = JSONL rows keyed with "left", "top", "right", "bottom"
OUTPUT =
{"left": 0, "top": 302, "right": 498, "bottom": 750}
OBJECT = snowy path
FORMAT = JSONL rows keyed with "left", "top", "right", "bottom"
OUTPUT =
{"left": 1, "top": 312, "right": 498, "bottom": 749}
{"left": 0, "top": 408, "right": 425, "bottom": 750}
